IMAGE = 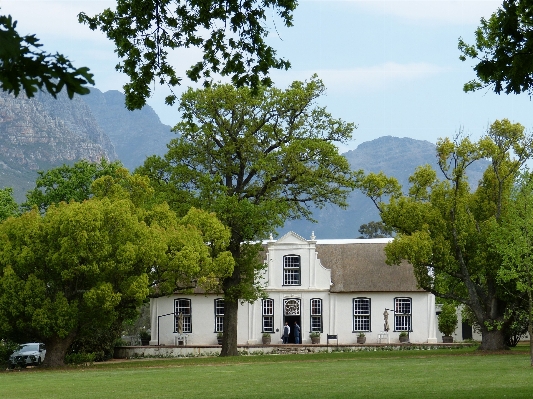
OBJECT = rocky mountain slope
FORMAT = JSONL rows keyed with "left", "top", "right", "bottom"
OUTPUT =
{"left": 0, "top": 90, "right": 117, "bottom": 200}
{"left": 0, "top": 89, "right": 174, "bottom": 201}
{"left": 83, "top": 89, "right": 175, "bottom": 171}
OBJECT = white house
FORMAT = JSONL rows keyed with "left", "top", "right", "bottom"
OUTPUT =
{"left": 150, "top": 232, "right": 437, "bottom": 346}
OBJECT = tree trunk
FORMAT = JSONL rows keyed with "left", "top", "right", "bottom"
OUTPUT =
{"left": 43, "top": 331, "right": 77, "bottom": 367}
{"left": 479, "top": 328, "right": 508, "bottom": 351}
{"left": 220, "top": 298, "right": 239, "bottom": 357}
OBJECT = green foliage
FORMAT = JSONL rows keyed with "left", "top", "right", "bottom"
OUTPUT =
{"left": 438, "top": 303, "right": 458, "bottom": 337}
{"left": 358, "top": 221, "right": 393, "bottom": 238}
{"left": 0, "top": 339, "right": 18, "bottom": 367}
{"left": 0, "top": 12, "right": 94, "bottom": 99}
{"left": 489, "top": 170, "right": 533, "bottom": 359}
{"left": 458, "top": 0, "right": 533, "bottom": 96}
{"left": 137, "top": 76, "right": 355, "bottom": 355}
{"left": 23, "top": 159, "right": 123, "bottom": 213}
{"left": 355, "top": 119, "right": 533, "bottom": 350}
{"left": 78, "top": 0, "right": 297, "bottom": 110}
{"left": 0, "top": 172, "right": 233, "bottom": 366}
{"left": 0, "top": 187, "right": 18, "bottom": 221}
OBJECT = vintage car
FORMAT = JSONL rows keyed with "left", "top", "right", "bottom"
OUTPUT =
{"left": 9, "top": 343, "right": 46, "bottom": 368}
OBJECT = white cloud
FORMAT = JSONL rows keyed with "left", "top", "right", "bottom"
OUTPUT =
{"left": 272, "top": 62, "right": 449, "bottom": 93}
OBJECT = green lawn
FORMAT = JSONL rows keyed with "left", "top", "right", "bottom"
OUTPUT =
{"left": 1, "top": 347, "right": 532, "bottom": 398}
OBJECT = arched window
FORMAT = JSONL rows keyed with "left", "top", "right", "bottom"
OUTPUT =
{"left": 283, "top": 255, "right": 301, "bottom": 286}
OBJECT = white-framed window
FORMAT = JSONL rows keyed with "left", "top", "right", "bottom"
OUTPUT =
{"left": 283, "top": 255, "right": 301, "bottom": 286}
{"left": 214, "top": 298, "right": 224, "bottom": 333}
{"left": 262, "top": 298, "right": 274, "bottom": 333}
{"left": 353, "top": 298, "right": 371, "bottom": 332}
{"left": 310, "top": 298, "right": 322, "bottom": 332}
{"left": 175, "top": 298, "right": 192, "bottom": 333}
{"left": 394, "top": 297, "right": 412, "bottom": 331}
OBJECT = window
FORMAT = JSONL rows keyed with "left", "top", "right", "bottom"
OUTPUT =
{"left": 175, "top": 298, "right": 192, "bottom": 333}
{"left": 283, "top": 255, "right": 301, "bottom": 285}
{"left": 310, "top": 298, "right": 322, "bottom": 332}
{"left": 394, "top": 297, "right": 412, "bottom": 331}
{"left": 262, "top": 299, "right": 274, "bottom": 333}
{"left": 214, "top": 298, "right": 224, "bottom": 333}
{"left": 353, "top": 298, "right": 371, "bottom": 332}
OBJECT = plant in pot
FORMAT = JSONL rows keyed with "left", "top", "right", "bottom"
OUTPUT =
{"left": 262, "top": 332, "right": 271, "bottom": 345}
{"left": 216, "top": 332, "right": 223, "bottom": 345}
{"left": 438, "top": 303, "right": 458, "bottom": 343}
{"left": 399, "top": 331, "right": 409, "bottom": 343}
{"left": 139, "top": 328, "right": 151, "bottom": 345}
{"left": 310, "top": 332, "right": 321, "bottom": 344}
{"left": 356, "top": 332, "right": 366, "bottom": 344}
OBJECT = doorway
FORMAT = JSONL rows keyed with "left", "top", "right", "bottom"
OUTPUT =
{"left": 284, "top": 315, "right": 301, "bottom": 344}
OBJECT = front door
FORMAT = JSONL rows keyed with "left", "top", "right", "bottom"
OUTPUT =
{"left": 284, "top": 315, "right": 301, "bottom": 343}
{"left": 283, "top": 298, "right": 301, "bottom": 344}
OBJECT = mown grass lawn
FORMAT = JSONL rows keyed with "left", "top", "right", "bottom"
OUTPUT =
{"left": 1, "top": 346, "right": 532, "bottom": 399}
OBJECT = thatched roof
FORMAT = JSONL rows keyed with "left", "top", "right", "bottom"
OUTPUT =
{"left": 315, "top": 241, "right": 425, "bottom": 293}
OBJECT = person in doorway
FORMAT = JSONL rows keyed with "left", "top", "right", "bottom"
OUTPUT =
{"left": 294, "top": 321, "right": 301, "bottom": 344}
{"left": 282, "top": 322, "right": 290, "bottom": 344}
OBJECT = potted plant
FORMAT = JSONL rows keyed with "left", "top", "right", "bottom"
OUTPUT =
{"left": 399, "top": 331, "right": 409, "bottom": 343}
{"left": 216, "top": 332, "right": 223, "bottom": 345}
{"left": 310, "top": 332, "right": 321, "bottom": 344}
{"left": 139, "top": 328, "right": 151, "bottom": 346}
{"left": 262, "top": 332, "right": 271, "bottom": 345}
{"left": 438, "top": 303, "right": 458, "bottom": 343}
{"left": 356, "top": 332, "right": 366, "bottom": 344}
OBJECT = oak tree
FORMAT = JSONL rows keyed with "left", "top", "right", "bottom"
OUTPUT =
{"left": 0, "top": 12, "right": 94, "bottom": 98}
{"left": 0, "top": 173, "right": 233, "bottom": 366}
{"left": 356, "top": 119, "right": 533, "bottom": 350}
{"left": 459, "top": 0, "right": 533, "bottom": 95}
{"left": 79, "top": 0, "right": 297, "bottom": 110}
{"left": 137, "top": 76, "right": 356, "bottom": 355}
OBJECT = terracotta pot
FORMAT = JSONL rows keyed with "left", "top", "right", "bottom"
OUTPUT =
{"left": 399, "top": 336, "right": 409, "bottom": 343}
{"left": 311, "top": 336, "right": 320, "bottom": 344}
{"left": 357, "top": 336, "right": 366, "bottom": 344}
{"left": 442, "top": 336, "right": 453, "bottom": 343}
{"left": 262, "top": 336, "right": 271, "bottom": 345}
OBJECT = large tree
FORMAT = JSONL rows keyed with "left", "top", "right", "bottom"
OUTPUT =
{"left": 490, "top": 171, "right": 533, "bottom": 364}
{"left": 79, "top": 0, "right": 297, "bottom": 110}
{"left": 356, "top": 119, "right": 533, "bottom": 350}
{"left": 137, "top": 76, "right": 356, "bottom": 355}
{"left": 458, "top": 0, "right": 533, "bottom": 95}
{"left": 0, "top": 173, "right": 233, "bottom": 366}
{"left": 0, "top": 12, "right": 94, "bottom": 98}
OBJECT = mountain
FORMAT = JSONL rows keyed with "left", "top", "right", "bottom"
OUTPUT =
{"left": 83, "top": 89, "right": 175, "bottom": 171}
{"left": 280, "top": 136, "right": 490, "bottom": 239}
{"left": 0, "top": 89, "right": 175, "bottom": 201}
{"left": 0, "top": 90, "right": 117, "bottom": 201}
{"left": 0, "top": 90, "right": 491, "bottom": 238}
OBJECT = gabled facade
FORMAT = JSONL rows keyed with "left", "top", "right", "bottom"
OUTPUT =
{"left": 150, "top": 232, "right": 437, "bottom": 345}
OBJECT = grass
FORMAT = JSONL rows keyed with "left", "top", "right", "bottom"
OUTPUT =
{"left": 1, "top": 346, "right": 532, "bottom": 398}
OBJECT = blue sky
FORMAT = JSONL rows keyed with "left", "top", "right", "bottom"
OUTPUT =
{"left": 3, "top": 0, "right": 533, "bottom": 152}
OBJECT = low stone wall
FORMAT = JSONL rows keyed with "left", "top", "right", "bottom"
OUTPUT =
{"left": 114, "top": 342, "right": 474, "bottom": 359}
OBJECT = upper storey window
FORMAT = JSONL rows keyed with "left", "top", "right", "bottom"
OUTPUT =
{"left": 283, "top": 255, "right": 301, "bottom": 286}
